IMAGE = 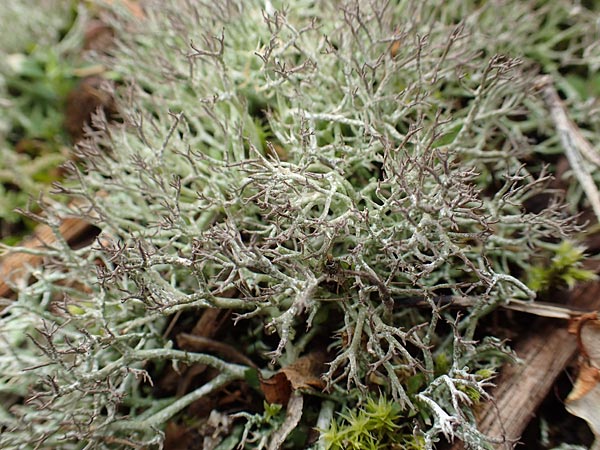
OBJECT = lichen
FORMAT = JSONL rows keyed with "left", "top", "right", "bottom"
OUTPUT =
{"left": 0, "top": 1, "right": 598, "bottom": 449}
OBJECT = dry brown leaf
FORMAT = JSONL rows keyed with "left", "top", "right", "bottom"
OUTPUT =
{"left": 390, "top": 39, "right": 401, "bottom": 58}
{"left": 565, "top": 377, "right": 600, "bottom": 447}
{"left": 567, "top": 362, "right": 600, "bottom": 402}
{"left": 566, "top": 315, "right": 600, "bottom": 446}
{"left": 260, "top": 352, "right": 327, "bottom": 405}
{"left": 281, "top": 352, "right": 327, "bottom": 391}
{"left": 260, "top": 371, "right": 292, "bottom": 405}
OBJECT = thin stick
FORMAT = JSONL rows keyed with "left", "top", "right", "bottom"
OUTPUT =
{"left": 537, "top": 75, "right": 600, "bottom": 222}
{"left": 448, "top": 281, "right": 600, "bottom": 449}
{"left": 396, "top": 295, "right": 594, "bottom": 320}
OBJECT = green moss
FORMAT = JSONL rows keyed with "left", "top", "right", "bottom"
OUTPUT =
{"left": 528, "top": 241, "right": 597, "bottom": 292}
{"left": 323, "top": 396, "right": 424, "bottom": 450}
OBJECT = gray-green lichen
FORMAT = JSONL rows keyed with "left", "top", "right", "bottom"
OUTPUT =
{"left": 0, "top": 1, "right": 598, "bottom": 448}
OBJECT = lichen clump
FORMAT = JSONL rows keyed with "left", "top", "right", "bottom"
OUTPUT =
{"left": 0, "top": 1, "right": 596, "bottom": 449}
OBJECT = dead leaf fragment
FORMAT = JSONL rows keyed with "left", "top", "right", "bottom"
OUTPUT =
{"left": 565, "top": 377, "right": 600, "bottom": 448}
{"left": 281, "top": 351, "right": 327, "bottom": 391}
{"left": 260, "top": 352, "right": 327, "bottom": 405}
{"left": 260, "top": 371, "right": 293, "bottom": 405}
{"left": 568, "top": 312, "right": 600, "bottom": 359}
{"left": 390, "top": 39, "right": 401, "bottom": 58}
{"left": 566, "top": 315, "right": 600, "bottom": 447}
{"left": 567, "top": 361, "right": 600, "bottom": 402}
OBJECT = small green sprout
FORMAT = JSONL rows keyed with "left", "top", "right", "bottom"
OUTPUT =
{"left": 527, "top": 241, "right": 597, "bottom": 292}
{"left": 263, "top": 401, "right": 283, "bottom": 421}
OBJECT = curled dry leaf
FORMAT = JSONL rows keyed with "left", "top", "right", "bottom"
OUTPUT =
{"left": 260, "top": 372, "right": 293, "bottom": 406}
{"left": 567, "top": 362, "right": 600, "bottom": 401}
{"left": 260, "top": 352, "right": 327, "bottom": 405}
{"left": 566, "top": 314, "right": 600, "bottom": 447}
